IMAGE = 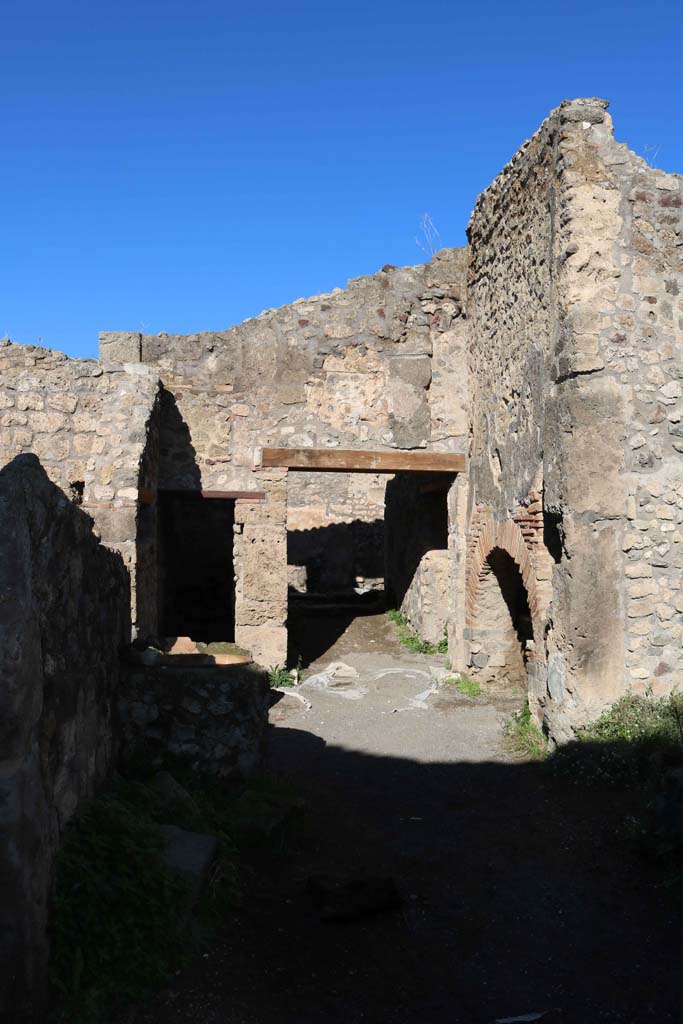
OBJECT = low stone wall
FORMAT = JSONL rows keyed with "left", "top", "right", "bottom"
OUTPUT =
{"left": 401, "top": 549, "right": 449, "bottom": 645}
{"left": 120, "top": 664, "right": 270, "bottom": 777}
{"left": 0, "top": 455, "right": 130, "bottom": 1023}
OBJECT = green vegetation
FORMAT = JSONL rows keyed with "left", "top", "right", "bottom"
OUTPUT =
{"left": 386, "top": 609, "right": 445, "bottom": 656}
{"left": 550, "top": 690, "right": 683, "bottom": 785}
{"left": 50, "top": 784, "right": 191, "bottom": 1022}
{"left": 503, "top": 689, "right": 683, "bottom": 780}
{"left": 386, "top": 608, "right": 408, "bottom": 627}
{"left": 504, "top": 703, "right": 548, "bottom": 760}
{"left": 49, "top": 762, "right": 299, "bottom": 1023}
{"left": 268, "top": 664, "right": 296, "bottom": 687}
{"left": 445, "top": 674, "right": 482, "bottom": 698}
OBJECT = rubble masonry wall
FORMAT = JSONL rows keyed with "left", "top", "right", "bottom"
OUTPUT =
{"left": 466, "top": 97, "right": 683, "bottom": 739}
{"left": 0, "top": 455, "right": 130, "bottom": 1022}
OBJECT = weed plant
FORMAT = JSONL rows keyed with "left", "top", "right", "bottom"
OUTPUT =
{"left": 386, "top": 610, "right": 447, "bottom": 656}
{"left": 445, "top": 674, "right": 482, "bottom": 698}
{"left": 268, "top": 664, "right": 295, "bottom": 687}
{"left": 504, "top": 703, "right": 548, "bottom": 760}
{"left": 550, "top": 690, "right": 683, "bottom": 785}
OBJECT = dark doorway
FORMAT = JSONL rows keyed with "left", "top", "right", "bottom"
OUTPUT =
{"left": 158, "top": 491, "right": 235, "bottom": 642}
{"left": 384, "top": 472, "right": 452, "bottom": 609}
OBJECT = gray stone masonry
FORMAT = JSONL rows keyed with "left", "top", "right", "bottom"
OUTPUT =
{"left": 120, "top": 664, "right": 270, "bottom": 777}
{"left": 0, "top": 454, "right": 130, "bottom": 1022}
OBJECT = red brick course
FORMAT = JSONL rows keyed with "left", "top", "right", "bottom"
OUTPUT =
{"left": 465, "top": 493, "right": 553, "bottom": 661}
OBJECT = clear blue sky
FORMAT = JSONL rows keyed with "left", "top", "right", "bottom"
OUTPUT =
{"left": 3, "top": 0, "right": 682, "bottom": 359}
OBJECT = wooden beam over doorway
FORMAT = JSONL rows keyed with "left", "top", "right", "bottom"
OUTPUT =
{"left": 260, "top": 447, "right": 466, "bottom": 474}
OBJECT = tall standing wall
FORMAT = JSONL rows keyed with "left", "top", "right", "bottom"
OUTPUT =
{"left": 466, "top": 98, "right": 683, "bottom": 739}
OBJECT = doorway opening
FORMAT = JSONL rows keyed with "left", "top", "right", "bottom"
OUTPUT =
{"left": 468, "top": 547, "right": 533, "bottom": 691}
{"left": 158, "top": 491, "right": 235, "bottom": 642}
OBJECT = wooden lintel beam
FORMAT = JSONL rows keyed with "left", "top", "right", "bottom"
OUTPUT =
{"left": 157, "top": 488, "right": 266, "bottom": 501}
{"left": 260, "top": 447, "right": 466, "bottom": 474}
{"left": 204, "top": 490, "right": 266, "bottom": 500}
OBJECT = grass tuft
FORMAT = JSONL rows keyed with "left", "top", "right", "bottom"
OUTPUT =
{"left": 445, "top": 674, "right": 482, "bottom": 698}
{"left": 504, "top": 703, "right": 548, "bottom": 760}
{"left": 386, "top": 609, "right": 444, "bottom": 655}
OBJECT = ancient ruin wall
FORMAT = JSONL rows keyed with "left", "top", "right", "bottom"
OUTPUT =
{"left": 101, "top": 249, "right": 469, "bottom": 662}
{"left": 0, "top": 340, "right": 159, "bottom": 635}
{"left": 0, "top": 455, "right": 130, "bottom": 1022}
{"left": 100, "top": 247, "right": 469, "bottom": 489}
{"left": 548, "top": 102, "right": 683, "bottom": 705}
{"left": 466, "top": 98, "right": 683, "bottom": 738}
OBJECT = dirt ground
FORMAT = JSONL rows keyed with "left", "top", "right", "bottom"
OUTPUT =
{"left": 135, "top": 605, "right": 682, "bottom": 1024}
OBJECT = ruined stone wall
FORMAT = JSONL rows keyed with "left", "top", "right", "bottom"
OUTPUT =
{"left": 548, "top": 103, "right": 683, "bottom": 704}
{"left": 466, "top": 97, "right": 683, "bottom": 739}
{"left": 0, "top": 454, "right": 130, "bottom": 1022}
{"left": 0, "top": 340, "right": 159, "bottom": 636}
{"left": 101, "top": 249, "right": 469, "bottom": 663}
{"left": 101, "top": 247, "right": 469, "bottom": 488}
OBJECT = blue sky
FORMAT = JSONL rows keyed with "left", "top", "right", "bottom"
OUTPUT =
{"left": 3, "top": 0, "right": 682, "bottom": 359}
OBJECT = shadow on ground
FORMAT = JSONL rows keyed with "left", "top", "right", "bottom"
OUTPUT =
{"left": 135, "top": 722, "right": 682, "bottom": 1024}
{"left": 287, "top": 591, "right": 387, "bottom": 668}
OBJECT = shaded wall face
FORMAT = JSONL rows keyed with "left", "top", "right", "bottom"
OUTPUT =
{"left": 465, "top": 111, "right": 561, "bottom": 719}
{"left": 467, "top": 123, "right": 556, "bottom": 514}
{"left": 0, "top": 455, "right": 130, "bottom": 1022}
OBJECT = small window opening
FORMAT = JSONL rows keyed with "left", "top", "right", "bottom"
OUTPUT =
{"left": 543, "top": 509, "right": 563, "bottom": 564}
{"left": 423, "top": 488, "right": 449, "bottom": 551}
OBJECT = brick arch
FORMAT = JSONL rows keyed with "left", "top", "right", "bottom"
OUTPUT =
{"left": 466, "top": 506, "right": 552, "bottom": 662}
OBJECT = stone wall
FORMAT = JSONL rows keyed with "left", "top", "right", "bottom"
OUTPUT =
{"left": 287, "top": 471, "right": 387, "bottom": 593}
{"left": 465, "top": 97, "right": 683, "bottom": 739}
{"left": 5, "top": 98, "right": 677, "bottom": 741}
{"left": 100, "top": 248, "right": 470, "bottom": 663}
{"left": 121, "top": 664, "right": 270, "bottom": 778}
{"left": 0, "top": 340, "right": 159, "bottom": 636}
{"left": 101, "top": 247, "right": 469, "bottom": 492}
{"left": 0, "top": 455, "right": 130, "bottom": 1022}
{"left": 233, "top": 470, "right": 289, "bottom": 666}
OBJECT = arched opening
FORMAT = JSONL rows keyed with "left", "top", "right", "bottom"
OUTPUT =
{"left": 468, "top": 547, "right": 533, "bottom": 691}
